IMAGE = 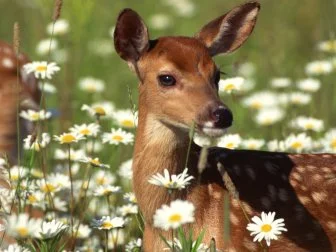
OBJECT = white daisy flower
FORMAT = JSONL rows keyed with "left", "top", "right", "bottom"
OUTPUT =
{"left": 36, "top": 39, "right": 58, "bottom": 55}
{"left": 164, "top": 238, "right": 210, "bottom": 252}
{"left": 149, "top": 14, "right": 172, "bottom": 30}
{"left": 247, "top": 212, "right": 287, "bottom": 246}
{"left": 270, "top": 77, "right": 291, "bottom": 89}
{"left": 69, "top": 123, "right": 100, "bottom": 137}
{"left": 53, "top": 197, "right": 68, "bottom": 212}
{"left": 26, "top": 190, "right": 44, "bottom": 207}
{"left": 102, "top": 128, "right": 134, "bottom": 145}
{"left": 305, "top": 60, "right": 333, "bottom": 75}
{"left": 8, "top": 166, "right": 28, "bottom": 182}
{"left": 20, "top": 109, "right": 51, "bottom": 121}
{"left": 54, "top": 132, "right": 85, "bottom": 144}
{"left": 148, "top": 168, "right": 194, "bottom": 190}
{"left": 54, "top": 148, "right": 85, "bottom": 161}
{"left": 73, "top": 224, "right": 92, "bottom": 239}
{"left": 37, "top": 220, "right": 68, "bottom": 239}
{"left": 93, "top": 185, "right": 121, "bottom": 196}
{"left": 23, "top": 61, "right": 60, "bottom": 79}
{"left": 81, "top": 101, "right": 115, "bottom": 118}
{"left": 23, "top": 133, "right": 51, "bottom": 151}
{"left": 153, "top": 199, "right": 195, "bottom": 230}
{"left": 218, "top": 77, "right": 244, "bottom": 94}
{"left": 284, "top": 133, "right": 312, "bottom": 153}
{"left": 267, "top": 140, "right": 286, "bottom": 152}
{"left": 112, "top": 109, "right": 138, "bottom": 128}
{"left": 2, "top": 244, "right": 30, "bottom": 252}
{"left": 124, "top": 192, "right": 137, "bottom": 204}
{"left": 242, "top": 91, "right": 279, "bottom": 110}
{"left": 92, "top": 216, "right": 125, "bottom": 230}
{"left": 48, "top": 173, "right": 71, "bottom": 189}
{"left": 289, "top": 116, "right": 324, "bottom": 132}
{"left": 237, "top": 62, "right": 256, "bottom": 77}
{"left": 36, "top": 179, "right": 62, "bottom": 194}
{"left": 321, "top": 129, "right": 336, "bottom": 153}
{"left": 118, "top": 159, "right": 133, "bottom": 179}
{"left": 78, "top": 77, "right": 105, "bottom": 93}
{"left": 93, "top": 171, "right": 116, "bottom": 186}
{"left": 38, "top": 82, "right": 57, "bottom": 93}
{"left": 174, "top": 0, "right": 195, "bottom": 17}
{"left": 317, "top": 39, "right": 336, "bottom": 53}
{"left": 217, "top": 134, "right": 242, "bottom": 149}
{"left": 288, "top": 92, "right": 311, "bottom": 105}
{"left": 254, "top": 107, "right": 285, "bottom": 126}
{"left": 6, "top": 213, "right": 42, "bottom": 239}
{"left": 125, "top": 238, "right": 142, "bottom": 252}
{"left": 242, "top": 138, "right": 265, "bottom": 150}
{"left": 296, "top": 78, "right": 321, "bottom": 93}
{"left": 79, "top": 157, "right": 110, "bottom": 169}
{"left": 47, "top": 19, "right": 69, "bottom": 35}
{"left": 118, "top": 204, "right": 138, "bottom": 217}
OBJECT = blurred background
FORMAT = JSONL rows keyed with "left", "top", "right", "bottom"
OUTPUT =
{"left": 1, "top": 0, "right": 336, "bottom": 142}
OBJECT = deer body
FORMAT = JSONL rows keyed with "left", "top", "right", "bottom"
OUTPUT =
{"left": 114, "top": 2, "right": 336, "bottom": 251}
{"left": 0, "top": 41, "right": 39, "bottom": 162}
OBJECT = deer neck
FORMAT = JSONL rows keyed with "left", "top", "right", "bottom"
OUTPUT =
{"left": 132, "top": 102, "right": 191, "bottom": 222}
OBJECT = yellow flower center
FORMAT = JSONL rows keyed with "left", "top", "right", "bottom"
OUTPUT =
{"left": 225, "top": 142, "right": 235, "bottom": 149}
{"left": 250, "top": 101, "right": 261, "bottom": 109}
{"left": 86, "top": 84, "right": 97, "bottom": 92}
{"left": 261, "top": 224, "right": 272, "bottom": 232}
{"left": 331, "top": 139, "right": 336, "bottom": 149}
{"left": 224, "top": 83, "right": 235, "bottom": 91}
{"left": 28, "top": 195, "right": 37, "bottom": 203}
{"left": 121, "top": 119, "right": 135, "bottom": 128}
{"left": 16, "top": 227, "right": 29, "bottom": 237}
{"left": 169, "top": 214, "right": 182, "bottom": 223}
{"left": 90, "top": 158, "right": 101, "bottom": 166}
{"left": 101, "top": 221, "right": 113, "bottom": 229}
{"left": 112, "top": 135, "right": 124, "bottom": 141}
{"left": 61, "top": 134, "right": 76, "bottom": 143}
{"left": 96, "top": 177, "right": 107, "bottom": 185}
{"left": 11, "top": 174, "right": 19, "bottom": 181}
{"left": 42, "top": 183, "right": 56, "bottom": 193}
{"left": 31, "top": 169, "right": 43, "bottom": 178}
{"left": 80, "top": 129, "right": 91, "bottom": 135}
{"left": 94, "top": 106, "right": 106, "bottom": 116}
{"left": 36, "top": 65, "right": 47, "bottom": 72}
{"left": 291, "top": 141, "right": 303, "bottom": 149}
{"left": 31, "top": 113, "right": 40, "bottom": 120}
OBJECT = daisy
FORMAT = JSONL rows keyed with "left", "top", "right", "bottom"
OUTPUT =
{"left": 54, "top": 132, "right": 85, "bottom": 144}
{"left": 126, "top": 238, "right": 142, "bottom": 252}
{"left": 305, "top": 60, "right": 333, "bottom": 75}
{"left": 54, "top": 148, "right": 85, "bottom": 161}
{"left": 26, "top": 191, "right": 44, "bottom": 207}
{"left": 93, "top": 185, "right": 121, "bottom": 196}
{"left": 102, "top": 128, "right": 134, "bottom": 145}
{"left": 79, "top": 157, "right": 110, "bottom": 169}
{"left": 153, "top": 199, "right": 195, "bottom": 230}
{"left": 93, "top": 171, "right": 116, "bottom": 186}
{"left": 270, "top": 77, "right": 291, "bottom": 89}
{"left": 38, "top": 81, "right": 57, "bottom": 93}
{"left": 164, "top": 238, "right": 210, "bottom": 251}
{"left": 36, "top": 39, "right": 58, "bottom": 55}
{"left": 267, "top": 140, "right": 286, "bottom": 152}
{"left": 124, "top": 192, "right": 137, "bottom": 204}
{"left": 23, "top": 133, "right": 51, "bottom": 151}
{"left": 47, "top": 19, "right": 69, "bottom": 35}
{"left": 148, "top": 168, "right": 194, "bottom": 190}
{"left": 37, "top": 220, "right": 68, "bottom": 239}
{"left": 284, "top": 133, "right": 312, "bottom": 153}
{"left": 297, "top": 78, "right": 321, "bottom": 93}
{"left": 6, "top": 213, "right": 42, "bottom": 239}
{"left": 73, "top": 224, "right": 92, "bottom": 239}
{"left": 242, "top": 138, "right": 265, "bottom": 150}
{"left": 92, "top": 216, "right": 125, "bottom": 230}
{"left": 20, "top": 109, "right": 51, "bottom": 121}
{"left": 254, "top": 108, "right": 284, "bottom": 126}
{"left": 288, "top": 92, "right": 311, "bottom": 105}
{"left": 217, "top": 134, "right": 242, "bottom": 149}
{"left": 237, "top": 62, "right": 256, "bottom": 77}
{"left": 149, "top": 14, "right": 172, "bottom": 30}
{"left": 118, "top": 159, "right": 133, "bottom": 179}
{"left": 321, "top": 129, "right": 336, "bottom": 153}
{"left": 242, "top": 91, "right": 279, "bottom": 110}
{"left": 118, "top": 204, "right": 138, "bottom": 216}
{"left": 218, "top": 77, "right": 244, "bottom": 94}
{"left": 8, "top": 166, "right": 28, "bottom": 182}
{"left": 23, "top": 61, "right": 60, "bottom": 79}
{"left": 247, "top": 212, "right": 287, "bottom": 246}
{"left": 36, "top": 179, "right": 62, "bottom": 194}
{"left": 78, "top": 77, "right": 105, "bottom": 93}
{"left": 317, "top": 39, "right": 336, "bottom": 53}
{"left": 289, "top": 116, "right": 324, "bottom": 132}
{"left": 69, "top": 123, "right": 100, "bottom": 137}
{"left": 81, "top": 101, "right": 115, "bottom": 118}
{"left": 2, "top": 244, "right": 30, "bottom": 252}
{"left": 112, "top": 109, "right": 138, "bottom": 128}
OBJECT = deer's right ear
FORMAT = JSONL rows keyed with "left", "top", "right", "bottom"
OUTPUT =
{"left": 114, "top": 9, "right": 149, "bottom": 64}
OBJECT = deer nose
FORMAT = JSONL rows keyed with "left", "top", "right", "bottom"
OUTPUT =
{"left": 212, "top": 107, "right": 233, "bottom": 128}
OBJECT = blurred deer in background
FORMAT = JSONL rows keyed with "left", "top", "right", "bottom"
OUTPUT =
{"left": 114, "top": 1, "right": 336, "bottom": 251}
{"left": 0, "top": 40, "right": 40, "bottom": 164}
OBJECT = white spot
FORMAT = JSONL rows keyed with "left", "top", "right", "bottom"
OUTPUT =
{"left": 296, "top": 166, "right": 305, "bottom": 173}
{"left": 278, "top": 188, "right": 289, "bottom": 202}
{"left": 322, "top": 167, "right": 331, "bottom": 173}
{"left": 230, "top": 212, "right": 239, "bottom": 225}
{"left": 327, "top": 221, "right": 336, "bottom": 231}
{"left": 298, "top": 195, "right": 311, "bottom": 204}
{"left": 2, "top": 58, "right": 14, "bottom": 68}
{"left": 260, "top": 196, "right": 271, "bottom": 209}
{"left": 267, "top": 184, "right": 277, "bottom": 201}
{"left": 243, "top": 238, "right": 257, "bottom": 251}
{"left": 312, "top": 174, "right": 323, "bottom": 182}
{"left": 246, "top": 167, "right": 256, "bottom": 180}
{"left": 311, "top": 192, "right": 327, "bottom": 204}
{"left": 322, "top": 154, "right": 332, "bottom": 158}
{"left": 300, "top": 185, "right": 308, "bottom": 191}
{"left": 265, "top": 162, "right": 278, "bottom": 174}
{"left": 307, "top": 165, "right": 317, "bottom": 171}
{"left": 291, "top": 172, "right": 302, "bottom": 181}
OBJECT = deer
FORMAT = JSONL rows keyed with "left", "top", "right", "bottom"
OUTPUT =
{"left": 113, "top": 2, "right": 336, "bottom": 251}
{"left": 0, "top": 40, "right": 40, "bottom": 164}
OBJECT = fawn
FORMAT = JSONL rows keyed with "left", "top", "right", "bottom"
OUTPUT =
{"left": 0, "top": 40, "right": 39, "bottom": 163}
{"left": 114, "top": 2, "right": 336, "bottom": 251}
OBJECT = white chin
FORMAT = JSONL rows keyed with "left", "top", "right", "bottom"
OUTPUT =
{"left": 202, "top": 127, "right": 227, "bottom": 137}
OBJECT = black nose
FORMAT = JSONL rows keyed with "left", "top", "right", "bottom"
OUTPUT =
{"left": 212, "top": 107, "right": 233, "bottom": 128}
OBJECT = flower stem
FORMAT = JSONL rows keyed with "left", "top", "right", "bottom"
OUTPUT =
{"left": 68, "top": 144, "right": 75, "bottom": 241}
{"left": 105, "top": 230, "right": 109, "bottom": 252}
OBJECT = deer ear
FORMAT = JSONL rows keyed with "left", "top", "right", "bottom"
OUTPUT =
{"left": 195, "top": 1, "right": 260, "bottom": 56}
{"left": 114, "top": 9, "right": 149, "bottom": 63}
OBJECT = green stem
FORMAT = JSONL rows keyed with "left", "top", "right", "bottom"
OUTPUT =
{"left": 68, "top": 144, "right": 75, "bottom": 241}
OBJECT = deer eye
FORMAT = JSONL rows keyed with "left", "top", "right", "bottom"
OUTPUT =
{"left": 158, "top": 75, "right": 176, "bottom": 86}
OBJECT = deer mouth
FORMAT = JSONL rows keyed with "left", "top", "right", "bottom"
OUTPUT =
{"left": 198, "top": 122, "right": 228, "bottom": 138}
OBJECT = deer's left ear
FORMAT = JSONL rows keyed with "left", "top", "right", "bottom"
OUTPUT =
{"left": 195, "top": 1, "right": 260, "bottom": 56}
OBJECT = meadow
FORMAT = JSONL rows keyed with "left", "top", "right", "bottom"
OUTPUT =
{"left": 0, "top": 0, "right": 336, "bottom": 251}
